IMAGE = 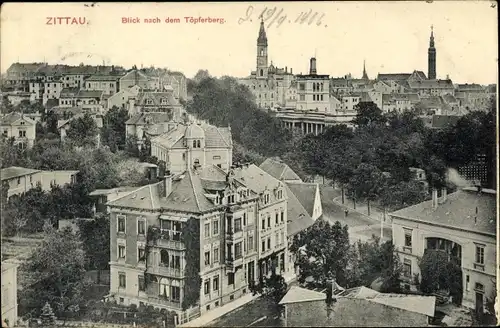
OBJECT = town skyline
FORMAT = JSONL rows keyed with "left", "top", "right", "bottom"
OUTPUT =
{"left": 1, "top": 2, "right": 498, "bottom": 85}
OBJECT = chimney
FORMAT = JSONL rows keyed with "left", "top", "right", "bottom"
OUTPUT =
{"left": 290, "top": 68, "right": 293, "bottom": 74}
{"left": 159, "top": 171, "right": 173, "bottom": 198}
{"left": 310, "top": 58, "right": 317, "bottom": 75}
{"left": 431, "top": 188, "right": 438, "bottom": 209}
{"left": 438, "top": 187, "right": 447, "bottom": 204}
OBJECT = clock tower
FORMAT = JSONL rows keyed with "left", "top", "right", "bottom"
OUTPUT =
{"left": 256, "top": 19, "right": 268, "bottom": 79}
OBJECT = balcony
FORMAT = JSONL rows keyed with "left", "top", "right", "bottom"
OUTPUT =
{"left": 225, "top": 256, "right": 243, "bottom": 272}
{"left": 150, "top": 229, "right": 186, "bottom": 250}
{"left": 226, "top": 228, "right": 244, "bottom": 242}
{"left": 147, "top": 264, "right": 184, "bottom": 278}
{"left": 147, "top": 295, "right": 182, "bottom": 309}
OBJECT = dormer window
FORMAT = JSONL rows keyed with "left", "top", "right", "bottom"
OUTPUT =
{"left": 145, "top": 98, "right": 153, "bottom": 105}
{"left": 20, "top": 121, "right": 25, "bottom": 125}
{"left": 160, "top": 98, "right": 167, "bottom": 105}
{"left": 277, "top": 189, "right": 283, "bottom": 200}
{"left": 263, "top": 193, "right": 270, "bottom": 205}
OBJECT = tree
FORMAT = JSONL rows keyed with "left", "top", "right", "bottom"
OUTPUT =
{"left": 101, "top": 106, "right": 129, "bottom": 152}
{"left": 40, "top": 302, "right": 57, "bottom": 327}
{"left": 77, "top": 214, "right": 110, "bottom": 284}
{"left": 192, "top": 69, "right": 211, "bottom": 83}
{"left": 353, "top": 101, "right": 386, "bottom": 127}
{"left": 66, "top": 113, "right": 98, "bottom": 148}
{"left": 20, "top": 226, "right": 89, "bottom": 318}
{"left": 348, "top": 163, "right": 385, "bottom": 216}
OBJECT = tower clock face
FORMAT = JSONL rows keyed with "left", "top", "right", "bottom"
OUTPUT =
{"left": 258, "top": 58, "right": 266, "bottom": 66}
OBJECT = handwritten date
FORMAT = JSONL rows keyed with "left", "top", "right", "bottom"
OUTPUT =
{"left": 238, "top": 6, "right": 327, "bottom": 28}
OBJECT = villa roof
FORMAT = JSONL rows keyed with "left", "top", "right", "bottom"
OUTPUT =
{"left": 1, "top": 166, "right": 41, "bottom": 181}
{"left": 284, "top": 183, "right": 314, "bottom": 236}
{"left": 0, "top": 112, "right": 36, "bottom": 126}
{"left": 259, "top": 158, "right": 302, "bottom": 182}
{"left": 279, "top": 286, "right": 326, "bottom": 305}
{"left": 390, "top": 188, "right": 496, "bottom": 236}
{"left": 286, "top": 182, "right": 318, "bottom": 218}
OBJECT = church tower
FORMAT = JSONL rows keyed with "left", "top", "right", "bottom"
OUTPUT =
{"left": 428, "top": 25, "right": 436, "bottom": 80}
{"left": 256, "top": 19, "right": 268, "bottom": 79}
{"left": 362, "top": 60, "right": 369, "bottom": 80}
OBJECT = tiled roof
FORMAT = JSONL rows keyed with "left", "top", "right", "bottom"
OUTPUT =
{"left": 442, "top": 94, "right": 458, "bottom": 103}
{"left": 151, "top": 125, "right": 186, "bottom": 148}
{"left": 76, "top": 90, "right": 103, "bottom": 98}
{"left": 0, "top": 112, "right": 36, "bottom": 126}
{"left": 408, "top": 79, "right": 454, "bottom": 89}
{"left": 49, "top": 106, "right": 84, "bottom": 117}
{"left": 88, "top": 187, "right": 138, "bottom": 196}
{"left": 45, "top": 99, "right": 59, "bottom": 109}
{"left": 430, "top": 114, "right": 460, "bottom": 129}
{"left": 60, "top": 88, "right": 79, "bottom": 97}
{"left": 390, "top": 188, "right": 496, "bottom": 236}
{"left": 456, "top": 83, "right": 484, "bottom": 91}
{"left": 136, "top": 91, "right": 179, "bottom": 107}
{"left": 232, "top": 164, "right": 282, "bottom": 194}
{"left": 377, "top": 73, "right": 412, "bottom": 81}
{"left": 85, "top": 75, "right": 120, "bottom": 81}
{"left": 126, "top": 112, "right": 174, "bottom": 125}
{"left": 151, "top": 123, "right": 232, "bottom": 150}
{"left": 1, "top": 166, "right": 41, "bottom": 181}
{"left": 286, "top": 182, "right": 318, "bottom": 218}
{"left": 7, "top": 63, "right": 46, "bottom": 73}
{"left": 259, "top": 158, "right": 302, "bottom": 182}
{"left": 285, "top": 183, "right": 314, "bottom": 236}
{"left": 279, "top": 286, "right": 326, "bottom": 305}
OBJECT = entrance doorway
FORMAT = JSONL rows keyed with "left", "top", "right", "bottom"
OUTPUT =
{"left": 475, "top": 292, "right": 484, "bottom": 314}
{"left": 247, "top": 261, "right": 255, "bottom": 284}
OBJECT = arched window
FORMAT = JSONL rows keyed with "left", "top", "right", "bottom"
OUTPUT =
{"left": 260, "top": 49, "right": 264, "bottom": 56}
{"left": 260, "top": 69, "right": 263, "bottom": 77}
{"left": 194, "top": 159, "right": 200, "bottom": 165}
{"left": 192, "top": 140, "right": 196, "bottom": 148}
{"left": 196, "top": 140, "right": 201, "bottom": 148}
{"left": 159, "top": 278, "right": 170, "bottom": 297}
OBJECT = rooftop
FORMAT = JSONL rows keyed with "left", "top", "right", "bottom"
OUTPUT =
{"left": 1, "top": 166, "right": 41, "bottom": 181}
{"left": 0, "top": 112, "right": 36, "bottom": 126}
{"left": 259, "top": 158, "right": 302, "bottom": 182}
{"left": 286, "top": 182, "right": 318, "bottom": 219}
{"left": 279, "top": 286, "right": 326, "bottom": 305}
{"left": 284, "top": 183, "right": 314, "bottom": 236}
{"left": 390, "top": 188, "right": 497, "bottom": 236}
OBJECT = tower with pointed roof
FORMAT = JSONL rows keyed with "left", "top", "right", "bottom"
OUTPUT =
{"left": 256, "top": 18, "right": 268, "bottom": 79}
{"left": 362, "top": 60, "right": 369, "bottom": 80}
{"left": 428, "top": 25, "right": 436, "bottom": 80}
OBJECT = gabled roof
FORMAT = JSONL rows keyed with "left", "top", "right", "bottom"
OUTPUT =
{"left": 85, "top": 75, "right": 120, "bottom": 81}
{"left": 390, "top": 188, "right": 496, "bottom": 236}
{"left": 377, "top": 73, "right": 412, "bottom": 81}
{"left": 60, "top": 88, "right": 79, "bottom": 97}
{"left": 7, "top": 62, "right": 46, "bottom": 74}
{"left": 151, "top": 123, "right": 232, "bottom": 150}
{"left": 231, "top": 164, "right": 282, "bottom": 195}
{"left": 408, "top": 79, "right": 454, "bottom": 89}
{"left": 136, "top": 91, "right": 179, "bottom": 107}
{"left": 0, "top": 112, "right": 36, "bottom": 126}
{"left": 279, "top": 286, "right": 326, "bottom": 305}
{"left": 76, "top": 90, "right": 104, "bottom": 98}
{"left": 259, "top": 158, "right": 302, "bottom": 182}
{"left": 442, "top": 94, "right": 458, "bottom": 103}
{"left": 1, "top": 166, "right": 41, "bottom": 181}
{"left": 126, "top": 112, "right": 174, "bottom": 125}
{"left": 89, "top": 187, "right": 139, "bottom": 196}
{"left": 284, "top": 183, "right": 314, "bottom": 236}
{"left": 286, "top": 182, "right": 318, "bottom": 218}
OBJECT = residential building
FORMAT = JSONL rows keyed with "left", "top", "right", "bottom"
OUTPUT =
{"left": 1, "top": 261, "right": 19, "bottom": 328}
{"left": 285, "top": 182, "right": 322, "bottom": 222}
{"left": 74, "top": 90, "right": 105, "bottom": 114}
{"left": 128, "top": 89, "right": 182, "bottom": 116}
{"left": 89, "top": 187, "right": 140, "bottom": 214}
{"left": 106, "top": 164, "right": 285, "bottom": 317}
{"left": 455, "top": 84, "right": 490, "bottom": 112}
{"left": 150, "top": 122, "right": 233, "bottom": 174}
{"left": 42, "top": 80, "right": 63, "bottom": 105}
{"left": 390, "top": 187, "right": 496, "bottom": 313}
{"left": 107, "top": 86, "right": 141, "bottom": 110}
{"left": 84, "top": 75, "right": 121, "bottom": 95}
{"left": 126, "top": 112, "right": 182, "bottom": 147}
{"left": 58, "top": 113, "right": 103, "bottom": 146}
{"left": 119, "top": 68, "right": 159, "bottom": 91}
{"left": 259, "top": 158, "right": 302, "bottom": 183}
{"left": 339, "top": 93, "right": 361, "bottom": 112}
{"left": 0, "top": 166, "right": 78, "bottom": 199}
{"left": 279, "top": 286, "right": 436, "bottom": 327}
{"left": 4, "top": 62, "right": 46, "bottom": 91}
{"left": 58, "top": 88, "right": 79, "bottom": 107}
{"left": 4, "top": 91, "right": 36, "bottom": 106}
{"left": 0, "top": 112, "right": 36, "bottom": 149}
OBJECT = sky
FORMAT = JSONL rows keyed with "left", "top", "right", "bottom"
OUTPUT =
{"left": 1, "top": 2, "right": 498, "bottom": 85}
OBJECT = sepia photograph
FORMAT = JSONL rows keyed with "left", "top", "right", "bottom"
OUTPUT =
{"left": 0, "top": 1, "right": 498, "bottom": 327}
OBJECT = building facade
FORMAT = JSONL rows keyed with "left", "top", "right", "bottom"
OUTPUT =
{"left": 1, "top": 261, "right": 18, "bottom": 328}
{"left": 390, "top": 187, "right": 496, "bottom": 313}
{"left": 0, "top": 113, "right": 36, "bottom": 149}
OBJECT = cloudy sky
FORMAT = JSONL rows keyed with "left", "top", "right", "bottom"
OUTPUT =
{"left": 1, "top": 2, "right": 497, "bottom": 84}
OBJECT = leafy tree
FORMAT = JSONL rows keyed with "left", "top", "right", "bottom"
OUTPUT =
{"left": 348, "top": 163, "right": 385, "bottom": 216}
{"left": 77, "top": 214, "right": 110, "bottom": 284}
{"left": 20, "top": 226, "right": 89, "bottom": 318}
{"left": 353, "top": 101, "right": 386, "bottom": 127}
{"left": 66, "top": 113, "right": 98, "bottom": 148}
{"left": 192, "top": 69, "right": 211, "bottom": 83}
{"left": 101, "top": 106, "right": 129, "bottom": 152}
{"left": 40, "top": 302, "right": 57, "bottom": 327}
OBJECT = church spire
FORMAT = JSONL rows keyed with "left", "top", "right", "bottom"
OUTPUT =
{"left": 257, "top": 18, "right": 267, "bottom": 46}
{"left": 428, "top": 25, "right": 436, "bottom": 79}
{"left": 362, "top": 60, "right": 369, "bottom": 80}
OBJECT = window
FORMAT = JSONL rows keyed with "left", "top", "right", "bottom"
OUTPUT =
{"left": 138, "top": 247, "right": 146, "bottom": 262}
{"left": 18, "top": 130, "right": 26, "bottom": 137}
{"left": 404, "top": 229, "right": 412, "bottom": 249}
{"left": 275, "top": 232, "right": 279, "bottom": 246}
{"left": 205, "top": 223, "right": 210, "bottom": 238}
{"left": 213, "top": 220, "right": 219, "bottom": 235}
{"left": 277, "top": 190, "right": 283, "bottom": 199}
{"left": 117, "top": 215, "right": 126, "bottom": 233}
{"left": 146, "top": 99, "right": 153, "bottom": 105}
{"left": 280, "top": 211, "right": 284, "bottom": 223}
{"left": 213, "top": 275, "right": 219, "bottom": 291}
{"left": 403, "top": 258, "right": 412, "bottom": 278}
{"left": 17, "top": 178, "right": 21, "bottom": 185}
{"left": 275, "top": 213, "right": 279, "bottom": 225}
{"left": 475, "top": 283, "right": 485, "bottom": 292}
{"left": 204, "top": 251, "right": 210, "bottom": 266}
{"left": 138, "top": 275, "right": 145, "bottom": 291}
{"left": 243, "top": 213, "right": 246, "bottom": 226}
{"left": 248, "top": 235, "right": 254, "bottom": 251}
{"left": 228, "top": 272, "right": 234, "bottom": 285}
{"left": 192, "top": 140, "right": 196, "bottom": 148}
{"left": 204, "top": 280, "right": 210, "bottom": 295}
{"left": 119, "top": 273, "right": 126, "bottom": 288}
{"left": 263, "top": 194, "right": 270, "bottom": 205}
{"left": 197, "top": 140, "right": 201, "bottom": 148}
{"left": 299, "top": 83, "right": 305, "bottom": 91}
{"left": 213, "top": 155, "right": 221, "bottom": 160}
{"left": 160, "top": 98, "right": 167, "bottom": 105}
{"left": 182, "top": 153, "right": 186, "bottom": 160}
{"left": 20, "top": 121, "right": 25, "bottom": 125}
{"left": 261, "top": 240, "right": 265, "bottom": 252}
{"left": 235, "top": 242, "right": 242, "bottom": 259}
{"left": 267, "top": 216, "right": 271, "bottom": 228}
{"left": 234, "top": 218, "right": 242, "bottom": 232}
{"left": 137, "top": 219, "right": 145, "bottom": 235}
{"left": 466, "top": 275, "right": 470, "bottom": 291}
{"left": 213, "top": 247, "right": 219, "bottom": 263}
{"left": 267, "top": 238, "right": 271, "bottom": 249}
{"left": 261, "top": 218, "right": 265, "bottom": 230}
{"left": 299, "top": 95, "right": 305, "bottom": 101}
{"left": 118, "top": 245, "right": 125, "bottom": 259}
{"left": 475, "top": 245, "right": 485, "bottom": 265}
